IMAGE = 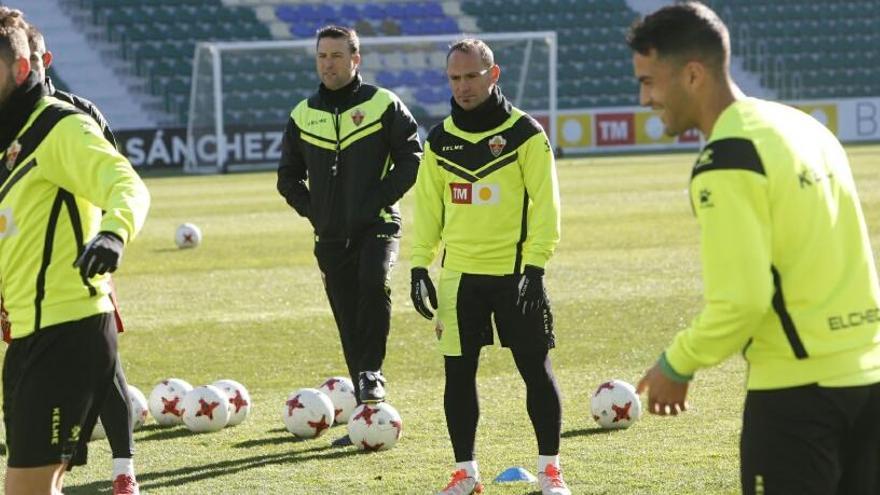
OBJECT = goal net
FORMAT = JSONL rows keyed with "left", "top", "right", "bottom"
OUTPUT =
{"left": 186, "top": 32, "right": 557, "bottom": 173}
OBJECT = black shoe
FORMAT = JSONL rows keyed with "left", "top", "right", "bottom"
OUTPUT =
{"left": 358, "top": 371, "right": 387, "bottom": 403}
{"left": 331, "top": 434, "right": 353, "bottom": 447}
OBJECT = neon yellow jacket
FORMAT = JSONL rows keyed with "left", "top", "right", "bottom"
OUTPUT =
{"left": 411, "top": 105, "right": 560, "bottom": 275}
{"left": 663, "top": 98, "right": 880, "bottom": 389}
{"left": 0, "top": 96, "right": 150, "bottom": 338}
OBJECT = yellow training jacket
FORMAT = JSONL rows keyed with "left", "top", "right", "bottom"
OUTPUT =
{"left": 0, "top": 96, "right": 150, "bottom": 338}
{"left": 663, "top": 98, "right": 880, "bottom": 390}
{"left": 411, "top": 106, "right": 560, "bottom": 275}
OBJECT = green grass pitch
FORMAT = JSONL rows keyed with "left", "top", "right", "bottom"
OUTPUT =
{"left": 2, "top": 145, "right": 878, "bottom": 494}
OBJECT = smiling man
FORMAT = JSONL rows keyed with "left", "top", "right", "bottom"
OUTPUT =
{"left": 410, "top": 39, "right": 567, "bottom": 495}
{"left": 628, "top": 3, "right": 880, "bottom": 495}
{"left": 276, "top": 25, "right": 421, "bottom": 446}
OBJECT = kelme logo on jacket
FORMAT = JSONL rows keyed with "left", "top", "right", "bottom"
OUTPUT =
{"left": 351, "top": 108, "right": 365, "bottom": 126}
{"left": 450, "top": 183, "right": 500, "bottom": 205}
{"left": 488, "top": 135, "right": 507, "bottom": 157}
{"left": 5, "top": 140, "right": 21, "bottom": 171}
{"left": 0, "top": 208, "right": 19, "bottom": 239}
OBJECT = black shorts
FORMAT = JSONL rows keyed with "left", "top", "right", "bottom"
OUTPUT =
{"left": 435, "top": 269, "right": 555, "bottom": 356}
{"left": 3, "top": 312, "right": 117, "bottom": 468}
{"left": 741, "top": 381, "right": 880, "bottom": 495}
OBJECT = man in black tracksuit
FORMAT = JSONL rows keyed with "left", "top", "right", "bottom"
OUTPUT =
{"left": 25, "top": 24, "right": 140, "bottom": 495}
{"left": 276, "top": 25, "right": 421, "bottom": 445}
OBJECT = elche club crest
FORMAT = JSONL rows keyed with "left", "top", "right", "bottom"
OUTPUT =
{"left": 488, "top": 134, "right": 506, "bottom": 157}
{"left": 351, "top": 108, "right": 365, "bottom": 126}
{"left": 5, "top": 140, "right": 21, "bottom": 171}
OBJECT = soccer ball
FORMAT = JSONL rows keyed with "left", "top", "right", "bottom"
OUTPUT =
{"left": 347, "top": 402, "right": 403, "bottom": 451}
{"left": 127, "top": 384, "right": 149, "bottom": 430}
{"left": 282, "top": 388, "right": 334, "bottom": 439}
{"left": 317, "top": 376, "right": 357, "bottom": 424}
{"left": 175, "top": 223, "right": 202, "bottom": 249}
{"left": 590, "top": 379, "right": 642, "bottom": 429}
{"left": 212, "top": 379, "right": 252, "bottom": 427}
{"left": 90, "top": 418, "right": 106, "bottom": 441}
{"left": 181, "top": 385, "right": 230, "bottom": 433}
{"left": 148, "top": 378, "right": 193, "bottom": 426}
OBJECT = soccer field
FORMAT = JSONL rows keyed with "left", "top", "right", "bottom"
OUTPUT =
{"left": 3, "top": 145, "right": 879, "bottom": 494}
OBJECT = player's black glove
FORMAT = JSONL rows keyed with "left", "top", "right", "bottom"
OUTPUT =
{"left": 411, "top": 267, "right": 438, "bottom": 320}
{"left": 74, "top": 231, "right": 124, "bottom": 279}
{"left": 516, "top": 265, "right": 549, "bottom": 315}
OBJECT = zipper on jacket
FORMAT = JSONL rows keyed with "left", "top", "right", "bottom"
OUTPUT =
{"left": 331, "top": 107, "right": 340, "bottom": 176}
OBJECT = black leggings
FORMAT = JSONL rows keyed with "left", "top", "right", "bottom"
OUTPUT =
{"left": 100, "top": 357, "right": 133, "bottom": 459}
{"left": 444, "top": 350, "right": 562, "bottom": 462}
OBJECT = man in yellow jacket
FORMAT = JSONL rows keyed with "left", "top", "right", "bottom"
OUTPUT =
{"left": 0, "top": 8, "right": 150, "bottom": 494}
{"left": 410, "top": 39, "right": 568, "bottom": 495}
{"left": 629, "top": 3, "right": 880, "bottom": 494}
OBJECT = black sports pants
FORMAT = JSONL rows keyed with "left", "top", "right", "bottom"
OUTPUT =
{"left": 741, "top": 381, "right": 880, "bottom": 495}
{"left": 315, "top": 230, "right": 398, "bottom": 400}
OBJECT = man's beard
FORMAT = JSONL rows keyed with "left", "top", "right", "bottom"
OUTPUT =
{"left": 0, "top": 71, "right": 17, "bottom": 111}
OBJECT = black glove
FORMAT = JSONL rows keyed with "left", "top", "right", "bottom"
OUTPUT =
{"left": 516, "top": 265, "right": 549, "bottom": 315}
{"left": 411, "top": 267, "right": 438, "bottom": 320}
{"left": 74, "top": 231, "right": 124, "bottom": 279}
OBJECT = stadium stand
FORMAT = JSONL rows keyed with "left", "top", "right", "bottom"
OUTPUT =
{"left": 37, "top": 0, "right": 880, "bottom": 128}
{"left": 708, "top": 0, "right": 880, "bottom": 99}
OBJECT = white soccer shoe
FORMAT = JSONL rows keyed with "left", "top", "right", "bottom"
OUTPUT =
{"left": 538, "top": 464, "right": 571, "bottom": 495}
{"left": 436, "top": 469, "right": 484, "bottom": 495}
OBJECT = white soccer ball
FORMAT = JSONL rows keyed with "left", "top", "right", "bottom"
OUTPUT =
{"left": 148, "top": 378, "right": 193, "bottom": 426}
{"left": 212, "top": 379, "right": 252, "bottom": 427}
{"left": 175, "top": 223, "right": 202, "bottom": 249}
{"left": 181, "top": 385, "right": 230, "bottom": 433}
{"left": 127, "top": 384, "right": 149, "bottom": 430}
{"left": 317, "top": 376, "right": 357, "bottom": 424}
{"left": 347, "top": 402, "right": 403, "bottom": 451}
{"left": 590, "top": 379, "right": 642, "bottom": 429}
{"left": 282, "top": 388, "right": 334, "bottom": 439}
{"left": 90, "top": 418, "right": 106, "bottom": 441}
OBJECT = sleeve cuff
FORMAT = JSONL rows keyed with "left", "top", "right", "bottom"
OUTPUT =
{"left": 658, "top": 352, "right": 694, "bottom": 383}
{"left": 521, "top": 253, "right": 548, "bottom": 269}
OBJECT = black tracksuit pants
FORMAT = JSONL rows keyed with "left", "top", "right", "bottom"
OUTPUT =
{"left": 315, "top": 230, "right": 398, "bottom": 401}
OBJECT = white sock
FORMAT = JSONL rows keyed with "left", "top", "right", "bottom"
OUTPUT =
{"left": 538, "top": 454, "right": 559, "bottom": 473}
{"left": 456, "top": 460, "right": 480, "bottom": 480}
{"left": 112, "top": 458, "right": 135, "bottom": 479}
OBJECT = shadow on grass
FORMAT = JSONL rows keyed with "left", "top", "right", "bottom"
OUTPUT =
{"left": 137, "top": 426, "right": 196, "bottom": 442}
{"left": 65, "top": 444, "right": 367, "bottom": 494}
{"left": 560, "top": 426, "right": 616, "bottom": 438}
{"left": 233, "top": 433, "right": 305, "bottom": 449}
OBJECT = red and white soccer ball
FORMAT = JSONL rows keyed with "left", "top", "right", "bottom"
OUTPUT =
{"left": 282, "top": 388, "right": 334, "bottom": 438}
{"left": 127, "top": 384, "right": 149, "bottom": 430}
{"left": 347, "top": 402, "right": 403, "bottom": 451}
{"left": 317, "top": 376, "right": 357, "bottom": 424}
{"left": 181, "top": 385, "right": 230, "bottom": 433}
{"left": 148, "top": 378, "right": 193, "bottom": 426}
{"left": 590, "top": 379, "right": 642, "bottom": 429}
{"left": 212, "top": 379, "right": 252, "bottom": 427}
{"left": 175, "top": 223, "right": 202, "bottom": 249}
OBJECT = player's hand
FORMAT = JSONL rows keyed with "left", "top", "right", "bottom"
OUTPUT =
{"left": 516, "top": 265, "right": 548, "bottom": 315}
{"left": 410, "top": 267, "right": 437, "bottom": 320}
{"left": 636, "top": 362, "right": 689, "bottom": 416}
{"left": 74, "top": 231, "right": 124, "bottom": 279}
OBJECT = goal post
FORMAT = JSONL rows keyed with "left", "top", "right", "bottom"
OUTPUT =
{"left": 186, "top": 32, "right": 558, "bottom": 174}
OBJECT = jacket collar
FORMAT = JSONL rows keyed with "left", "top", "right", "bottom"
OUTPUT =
{"left": 0, "top": 71, "right": 49, "bottom": 153}
{"left": 318, "top": 72, "right": 362, "bottom": 109}
{"left": 450, "top": 85, "right": 512, "bottom": 133}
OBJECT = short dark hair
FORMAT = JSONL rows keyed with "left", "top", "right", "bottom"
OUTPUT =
{"left": 626, "top": 1, "right": 729, "bottom": 73}
{"left": 316, "top": 25, "right": 359, "bottom": 54}
{"left": 0, "top": 7, "right": 29, "bottom": 65}
{"left": 447, "top": 38, "right": 494, "bottom": 68}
